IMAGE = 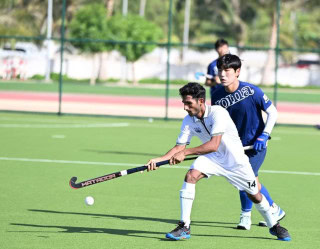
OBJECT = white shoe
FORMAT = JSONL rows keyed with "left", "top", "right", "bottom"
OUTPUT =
{"left": 237, "top": 213, "right": 251, "bottom": 230}
{"left": 271, "top": 203, "right": 286, "bottom": 222}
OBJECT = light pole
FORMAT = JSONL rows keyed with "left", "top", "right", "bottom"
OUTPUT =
{"left": 122, "top": 0, "right": 128, "bottom": 16}
{"left": 45, "top": 0, "right": 53, "bottom": 82}
{"left": 183, "top": 0, "right": 191, "bottom": 62}
{"left": 139, "top": 0, "right": 146, "bottom": 16}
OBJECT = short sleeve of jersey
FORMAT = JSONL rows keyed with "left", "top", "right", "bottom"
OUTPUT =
{"left": 213, "top": 65, "right": 218, "bottom": 76}
{"left": 209, "top": 107, "right": 226, "bottom": 136}
{"left": 253, "top": 86, "right": 272, "bottom": 111}
{"left": 207, "top": 60, "right": 217, "bottom": 77}
{"left": 176, "top": 117, "right": 193, "bottom": 145}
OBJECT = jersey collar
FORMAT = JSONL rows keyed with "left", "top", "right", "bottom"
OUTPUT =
{"left": 192, "top": 104, "right": 210, "bottom": 122}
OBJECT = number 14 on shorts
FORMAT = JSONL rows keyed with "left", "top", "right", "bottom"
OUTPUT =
{"left": 247, "top": 180, "right": 256, "bottom": 188}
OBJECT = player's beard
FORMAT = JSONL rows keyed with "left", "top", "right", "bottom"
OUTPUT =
{"left": 187, "top": 105, "right": 201, "bottom": 117}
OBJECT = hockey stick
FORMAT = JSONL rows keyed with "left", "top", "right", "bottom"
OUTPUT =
{"left": 244, "top": 145, "right": 253, "bottom": 150}
{"left": 69, "top": 156, "right": 198, "bottom": 189}
{"left": 70, "top": 139, "right": 270, "bottom": 189}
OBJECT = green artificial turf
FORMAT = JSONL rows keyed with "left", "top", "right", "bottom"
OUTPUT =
{"left": 0, "top": 113, "right": 319, "bottom": 249}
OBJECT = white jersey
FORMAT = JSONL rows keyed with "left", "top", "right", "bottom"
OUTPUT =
{"left": 176, "top": 105, "right": 250, "bottom": 169}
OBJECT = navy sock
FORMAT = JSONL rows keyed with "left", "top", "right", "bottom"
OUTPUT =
{"left": 239, "top": 190, "right": 253, "bottom": 212}
{"left": 260, "top": 184, "right": 274, "bottom": 206}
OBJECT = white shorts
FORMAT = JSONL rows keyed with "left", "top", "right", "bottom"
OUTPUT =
{"left": 190, "top": 155, "right": 258, "bottom": 195}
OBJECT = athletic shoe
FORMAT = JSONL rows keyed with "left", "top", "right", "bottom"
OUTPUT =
{"left": 271, "top": 203, "right": 286, "bottom": 222}
{"left": 237, "top": 213, "right": 251, "bottom": 230}
{"left": 269, "top": 223, "right": 291, "bottom": 241}
{"left": 166, "top": 221, "right": 191, "bottom": 240}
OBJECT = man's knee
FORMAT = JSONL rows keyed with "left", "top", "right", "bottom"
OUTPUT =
{"left": 184, "top": 169, "right": 204, "bottom": 184}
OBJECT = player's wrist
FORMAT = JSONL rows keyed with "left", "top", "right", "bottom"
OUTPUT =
{"left": 183, "top": 149, "right": 191, "bottom": 156}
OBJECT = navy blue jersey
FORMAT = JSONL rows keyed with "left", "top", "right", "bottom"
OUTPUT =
{"left": 212, "top": 81, "right": 272, "bottom": 146}
{"left": 207, "top": 59, "right": 223, "bottom": 98}
{"left": 207, "top": 59, "right": 218, "bottom": 78}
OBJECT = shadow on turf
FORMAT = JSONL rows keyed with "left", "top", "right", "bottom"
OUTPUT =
{"left": 83, "top": 149, "right": 161, "bottom": 157}
{"left": 27, "top": 209, "right": 265, "bottom": 230}
{"left": 28, "top": 209, "right": 237, "bottom": 228}
{"left": 10, "top": 223, "right": 164, "bottom": 239}
{"left": 10, "top": 223, "right": 273, "bottom": 241}
{"left": 9, "top": 209, "right": 274, "bottom": 241}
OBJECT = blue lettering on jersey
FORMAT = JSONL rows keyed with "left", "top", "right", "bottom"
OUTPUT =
{"left": 214, "top": 86, "right": 255, "bottom": 108}
{"left": 194, "top": 127, "right": 202, "bottom": 133}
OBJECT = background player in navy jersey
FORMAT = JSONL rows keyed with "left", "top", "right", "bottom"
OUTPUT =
{"left": 212, "top": 54, "right": 285, "bottom": 230}
{"left": 205, "top": 39, "right": 229, "bottom": 98}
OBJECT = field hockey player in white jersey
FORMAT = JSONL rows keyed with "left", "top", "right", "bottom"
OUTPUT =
{"left": 146, "top": 82, "right": 291, "bottom": 242}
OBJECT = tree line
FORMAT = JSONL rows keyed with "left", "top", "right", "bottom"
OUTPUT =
{"left": 1, "top": 0, "right": 319, "bottom": 48}
{"left": 0, "top": 0, "right": 319, "bottom": 83}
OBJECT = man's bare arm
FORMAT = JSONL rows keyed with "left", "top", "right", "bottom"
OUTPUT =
{"left": 170, "top": 135, "right": 222, "bottom": 164}
{"left": 146, "top": 144, "right": 186, "bottom": 171}
{"left": 205, "top": 76, "right": 221, "bottom": 87}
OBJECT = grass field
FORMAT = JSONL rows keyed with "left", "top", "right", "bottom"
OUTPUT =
{"left": 1, "top": 81, "right": 320, "bottom": 103}
{"left": 0, "top": 112, "right": 319, "bottom": 249}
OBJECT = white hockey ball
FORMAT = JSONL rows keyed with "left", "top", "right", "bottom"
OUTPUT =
{"left": 85, "top": 196, "right": 94, "bottom": 206}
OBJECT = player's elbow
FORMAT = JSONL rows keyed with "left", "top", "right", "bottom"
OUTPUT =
{"left": 211, "top": 145, "right": 219, "bottom": 153}
{"left": 206, "top": 144, "right": 219, "bottom": 153}
{"left": 205, "top": 79, "right": 212, "bottom": 86}
{"left": 208, "top": 136, "right": 221, "bottom": 152}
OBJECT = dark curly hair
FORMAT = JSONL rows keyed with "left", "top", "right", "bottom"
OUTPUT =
{"left": 179, "top": 82, "right": 206, "bottom": 101}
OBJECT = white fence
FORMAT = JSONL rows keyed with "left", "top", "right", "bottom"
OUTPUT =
{"left": 1, "top": 42, "right": 319, "bottom": 87}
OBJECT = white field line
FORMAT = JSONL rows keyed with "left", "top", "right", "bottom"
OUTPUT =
{"left": 0, "top": 123, "right": 130, "bottom": 128}
{"left": 273, "top": 130, "right": 320, "bottom": 136}
{"left": 52, "top": 135, "right": 66, "bottom": 139}
{"left": 0, "top": 122, "right": 179, "bottom": 129}
{"left": 0, "top": 156, "right": 319, "bottom": 176}
{"left": 0, "top": 157, "right": 140, "bottom": 167}
{"left": 0, "top": 116, "right": 319, "bottom": 134}
{"left": 129, "top": 124, "right": 320, "bottom": 135}
{"left": 0, "top": 117, "right": 101, "bottom": 123}
{"left": 270, "top": 137, "right": 281, "bottom": 140}
{"left": 1, "top": 122, "right": 319, "bottom": 135}
{"left": 260, "top": 170, "right": 320, "bottom": 176}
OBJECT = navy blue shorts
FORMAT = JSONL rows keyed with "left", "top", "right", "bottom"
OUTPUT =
{"left": 245, "top": 148, "right": 267, "bottom": 177}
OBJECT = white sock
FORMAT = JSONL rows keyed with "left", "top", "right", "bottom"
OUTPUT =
{"left": 254, "top": 194, "right": 277, "bottom": 228}
{"left": 241, "top": 210, "right": 251, "bottom": 216}
{"left": 180, "top": 181, "right": 195, "bottom": 228}
{"left": 270, "top": 202, "right": 279, "bottom": 212}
